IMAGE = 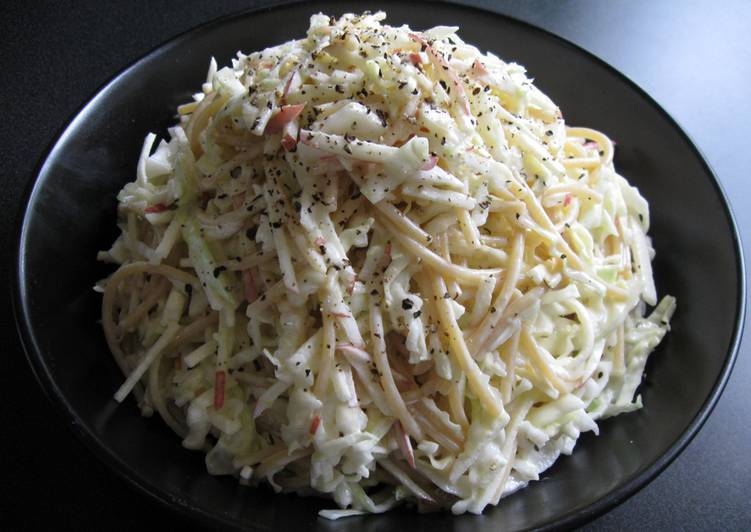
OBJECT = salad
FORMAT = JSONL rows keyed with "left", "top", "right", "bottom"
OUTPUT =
{"left": 97, "top": 11, "right": 675, "bottom": 518}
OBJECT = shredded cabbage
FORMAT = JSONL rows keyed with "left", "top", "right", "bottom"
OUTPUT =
{"left": 98, "top": 11, "right": 675, "bottom": 518}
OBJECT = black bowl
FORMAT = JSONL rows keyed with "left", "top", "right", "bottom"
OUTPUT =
{"left": 12, "top": 1, "right": 745, "bottom": 530}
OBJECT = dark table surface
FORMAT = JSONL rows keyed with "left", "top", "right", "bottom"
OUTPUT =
{"left": 2, "top": 0, "right": 750, "bottom": 530}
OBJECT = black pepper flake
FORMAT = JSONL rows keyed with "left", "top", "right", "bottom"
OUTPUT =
{"left": 545, "top": 130, "right": 553, "bottom": 137}
{"left": 561, "top": 254, "right": 567, "bottom": 259}
{"left": 375, "top": 109, "right": 388, "bottom": 127}
{"left": 305, "top": 368, "right": 311, "bottom": 377}
{"left": 413, "top": 310, "right": 422, "bottom": 319}
{"left": 401, "top": 299, "right": 414, "bottom": 310}
{"left": 370, "top": 289, "right": 379, "bottom": 296}
{"left": 490, "top": 306, "right": 497, "bottom": 313}
{"left": 335, "top": 84, "right": 344, "bottom": 94}
{"left": 271, "top": 221, "right": 282, "bottom": 229}
{"left": 472, "top": 87, "right": 481, "bottom": 95}
{"left": 230, "top": 166, "right": 242, "bottom": 179}
{"left": 213, "top": 266, "right": 226, "bottom": 278}
{"left": 343, "top": 144, "right": 352, "bottom": 154}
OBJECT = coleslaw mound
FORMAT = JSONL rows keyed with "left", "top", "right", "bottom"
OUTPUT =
{"left": 97, "top": 12, "right": 675, "bottom": 517}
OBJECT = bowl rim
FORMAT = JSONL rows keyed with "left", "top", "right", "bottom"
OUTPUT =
{"left": 10, "top": 0, "right": 747, "bottom": 530}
